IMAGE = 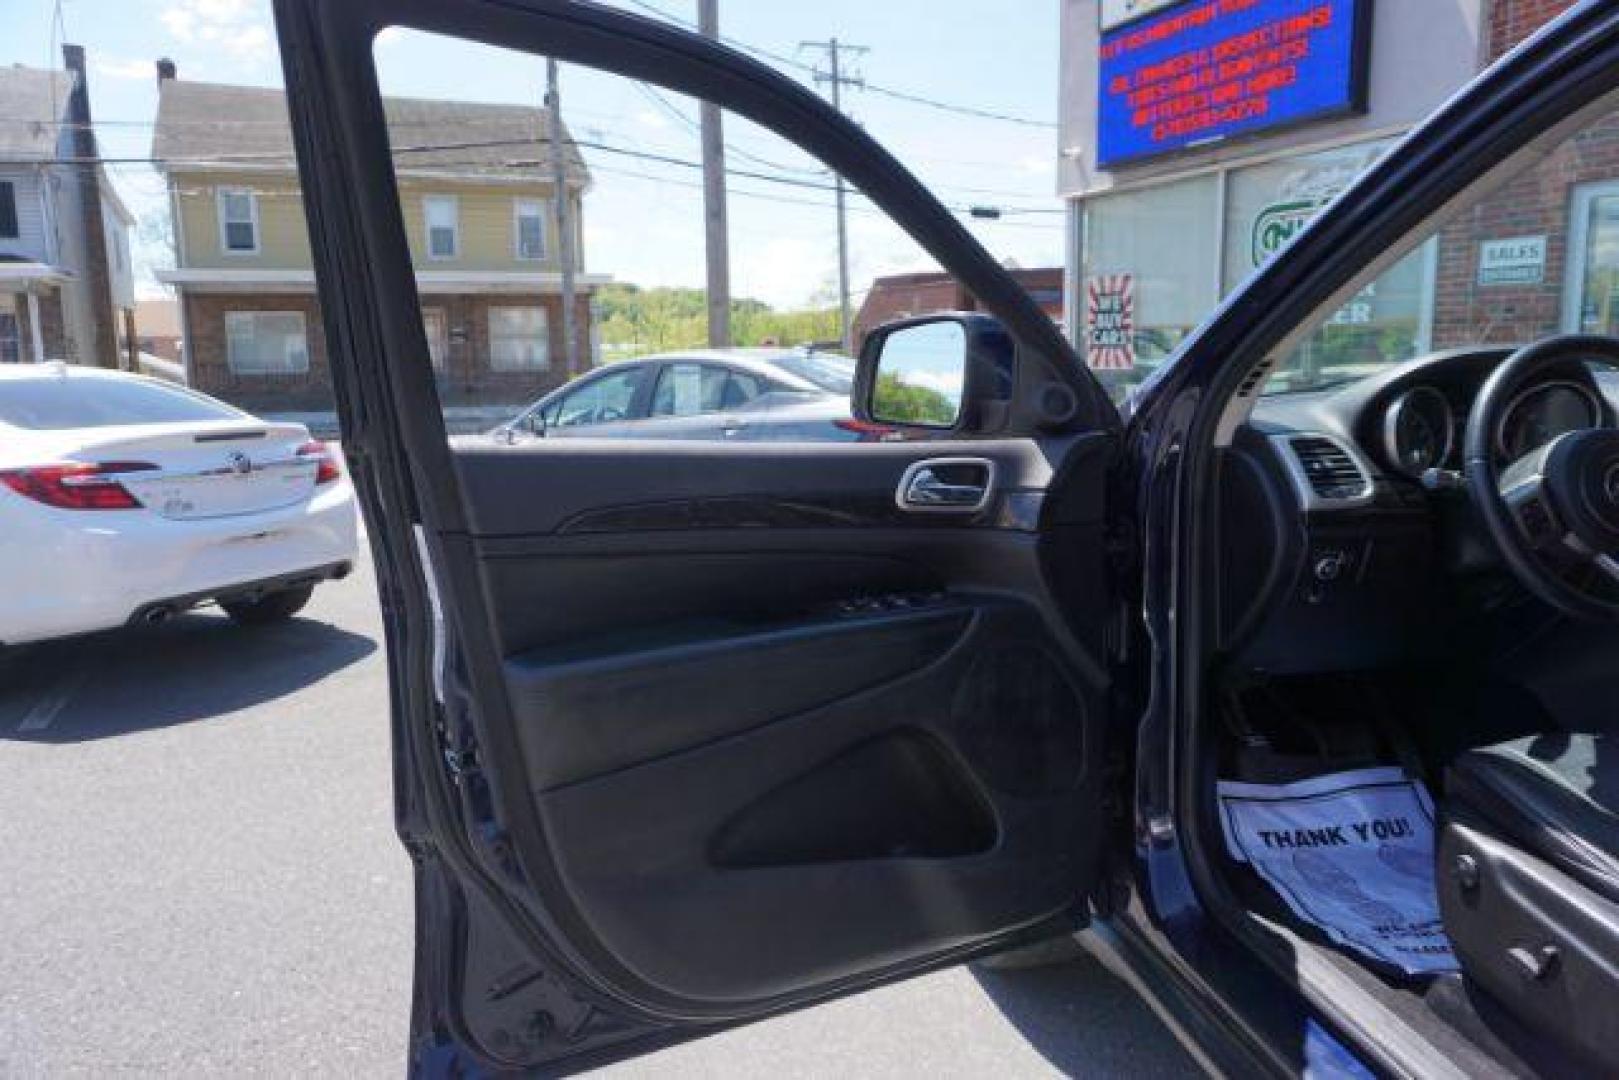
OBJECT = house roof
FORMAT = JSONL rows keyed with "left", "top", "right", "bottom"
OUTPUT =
{"left": 0, "top": 66, "right": 74, "bottom": 159}
{"left": 153, "top": 78, "right": 591, "bottom": 185}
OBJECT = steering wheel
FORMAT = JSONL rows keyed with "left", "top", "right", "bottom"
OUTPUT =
{"left": 1466, "top": 334, "right": 1619, "bottom": 621}
{"left": 597, "top": 406, "right": 627, "bottom": 422}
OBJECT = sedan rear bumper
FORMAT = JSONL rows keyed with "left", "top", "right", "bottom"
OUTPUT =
{"left": 0, "top": 481, "right": 359, "bottom": 646}
{"left": 126, "top": 560, "right": 353, "bottom": 627}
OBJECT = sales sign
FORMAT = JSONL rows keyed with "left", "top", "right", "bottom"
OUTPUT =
{"left": 1086, "top": 274, "right": 1137, "bottom": 370}
{"left": 1098, "top": 0, "right": 1372, "bottom": 169}
{"left": 1478, "top": 235, "right": 1547, "bottom": 286}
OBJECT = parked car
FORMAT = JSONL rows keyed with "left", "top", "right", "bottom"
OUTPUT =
{"left": 278, "top": 1, "right": 1619, "bottom": 1076}
{"left": 0, "top": 364, "right": 357, "bottom": 645}
{"left": 483, "top": 348, "right": 886, "bottom": 442}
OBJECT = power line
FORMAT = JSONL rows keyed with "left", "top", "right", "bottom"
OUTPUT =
{"left": 616, "top": 0, "right": 1057, "bottom": 130}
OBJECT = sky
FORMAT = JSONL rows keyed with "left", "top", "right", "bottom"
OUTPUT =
{"left": 3, "top": 0, "right": 1065, "bottom": 310}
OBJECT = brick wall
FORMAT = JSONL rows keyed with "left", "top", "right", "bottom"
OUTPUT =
{"left": 1432, "top": 114, "right": 1619, "bottom": 349}
{"left": 184, "top": 290, "right": 587, "bottom": 413}
{"left": 853, "top": 268, "right": 1065, "bottom": 349}
{"left": 1486, "top": 0, "right": 1579, "bottom": 63}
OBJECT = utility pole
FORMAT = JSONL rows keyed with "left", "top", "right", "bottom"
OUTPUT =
{"left": 800, "top": 38, "right": 867, "bottom": 352}
{"left": 698, "top": 0, "right": 732, "bottom": 347}
{"left": 547, "top": 58, "right": 581, "bottom": 377}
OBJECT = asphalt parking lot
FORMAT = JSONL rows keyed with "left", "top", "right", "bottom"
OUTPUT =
{"left": 0, "top": 557, "right": 1198, "bottom": 1078}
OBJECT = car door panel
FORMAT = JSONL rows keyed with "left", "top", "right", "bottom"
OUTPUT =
{"left": 273, "top": 0, "right": 1120, "bottom": 1068}
{"left": 454, "top": 435, "right": 1111, "bottom": 1007}
{"left": 372, "top": 329, "right": 1111, "bottom": 1055}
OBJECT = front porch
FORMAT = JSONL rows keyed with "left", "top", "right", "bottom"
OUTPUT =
{"left": 0, "top": 262, "right": 70, "bottom": 364}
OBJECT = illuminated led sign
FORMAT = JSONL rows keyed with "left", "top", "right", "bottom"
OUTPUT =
{"left": 1098, "top": 0, "right": 1372, "bottom": 169}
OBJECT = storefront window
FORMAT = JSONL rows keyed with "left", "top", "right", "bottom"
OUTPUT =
{"left": 1081, "top": 174, "right": 1220, "bottom": 396}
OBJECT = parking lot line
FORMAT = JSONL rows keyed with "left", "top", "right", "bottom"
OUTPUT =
{"left": 16, "top": 668, "right": 87, "bottom": 733}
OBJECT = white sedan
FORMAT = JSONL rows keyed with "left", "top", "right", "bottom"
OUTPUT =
{"left": 0, "top": 364, "right": 359, "bottom": 646}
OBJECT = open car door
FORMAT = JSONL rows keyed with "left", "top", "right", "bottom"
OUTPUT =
{"left": 271, "top": 0, "right": 1125, "bottom": 1071}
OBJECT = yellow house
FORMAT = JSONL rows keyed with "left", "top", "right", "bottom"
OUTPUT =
{"left": 152, "top": 61, "right": 606, "bottom": 415}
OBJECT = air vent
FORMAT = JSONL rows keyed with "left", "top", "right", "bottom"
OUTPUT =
{"left": 1286, "top": 435, "right": 1372, "bottom": 503}
{"left": 1236, "top": 357, "right": 1277, "bottom": 399}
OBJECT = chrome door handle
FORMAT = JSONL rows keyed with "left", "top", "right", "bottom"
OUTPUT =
{"left": 897, "top": 458, "right": 995, "bottom": 512}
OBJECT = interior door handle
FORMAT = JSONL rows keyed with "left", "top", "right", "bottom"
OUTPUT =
{"left": 897, "top": 458, "right": 996, "bottom": 513}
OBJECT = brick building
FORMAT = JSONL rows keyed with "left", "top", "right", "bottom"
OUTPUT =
{"left": 152, "top": 62, "right": 606, "bottom": 418}
{"left": 852, "top": 267, "right": 1064, "bottom": 349}
{"left": 1058, "top": 0, "right": 1592, "bottom": 393}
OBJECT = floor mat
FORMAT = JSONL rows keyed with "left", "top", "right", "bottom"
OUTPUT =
{"left": 1218, "top": 766, "right": 1458, "bottom": 975}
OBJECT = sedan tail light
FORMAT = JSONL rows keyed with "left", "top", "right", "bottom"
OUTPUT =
{"left": 297, "top": 440, "right": 342, "bottom": 485}
{"left": 0, "top": 461, "right": 159, "bottom": 510}
{"left": 833, "top": 417, "right": 900, "bottom": 442}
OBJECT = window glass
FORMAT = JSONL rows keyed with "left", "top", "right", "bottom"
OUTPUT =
{"left": 489, "top": 305, "right": 549, "bottom": 370}
{"left": 424, "top": 195, "right": 459, "bottom": 259}
{"left": 0, "top": 311, "right": 20, "bottom": 364}
{"left": 516, "top": 199, "right": 547, "bottom": 261}
{"left": 551, "top": 367, "right": 641, "bottom": 427}
{"left": 219, "top": 189, "right": 258, "bottom": 253}
{"left": 650, "top": 363, "right": 759, "bottom": 416}
{"left": 769, "top": 351, "right": 856, "bottom": 394}
{"left": 0, "top": 181, "right": 17, "bottom": 239}
{"left": 1572, "top": 185, "right": 1619, "bottom": 335}
{"left": 225, "top": 311, "right": 310, "bottom": 374}
{"left": 0, "top": 375, "right": 240, "bottom": 429}
{"left": 1082, "top": 174, "right": 1220, "bottom": 397}
{"left": 1223, "top": 142, "right": 1392, "bottom": 293}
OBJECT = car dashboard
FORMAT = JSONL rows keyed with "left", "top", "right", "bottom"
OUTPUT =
{"left": 1217, "top": 347, "right": 1619, "bottom": 673}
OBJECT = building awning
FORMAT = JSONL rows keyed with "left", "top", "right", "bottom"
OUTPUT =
{"left": 155, "top": 268, "right": 612, "bottom": 294}
{"left": 0, "top": 262, "right": 73, "bottom": 288}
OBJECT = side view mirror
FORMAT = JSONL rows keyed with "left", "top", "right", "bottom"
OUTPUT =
{"left": 855, "top": 313, "right": 1014, "bottom": 433}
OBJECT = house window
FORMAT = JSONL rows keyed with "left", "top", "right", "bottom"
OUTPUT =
{"left": 225, "top": 311, "right": 310, "bottom": 375}
{"left": 217, "top": 188, "right": 259, "bottom": 254}
{"left": 424, "top": 195, "right": 459, "bottom": 260}
{"left": 487, "top": 306, "right": 549, "bottom": 370}
{"left": 0, "top": 181, "right": 17, "bottom": 239}
{"left": 515, "top": 199, "right": 547, "bottom": 261}
{"left": 0, "top": 313, "right": 18, "bottom": 363}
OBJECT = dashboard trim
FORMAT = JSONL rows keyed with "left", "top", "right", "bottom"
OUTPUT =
{"left": 1269, "top": 432, "right": 1379, "bottom": 512}
{"left": 1382, "top": 385, "right": 1456, "bottom": 479}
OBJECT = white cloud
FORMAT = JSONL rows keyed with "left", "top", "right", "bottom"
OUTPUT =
{"left": 635, "top": 109, "right": 671, "bottom": 132}
{"left": 160, "top": 0, "right": 274, "bottom": 61}
{"left": 95, "top": 57, "right": 154, "bottom": 80}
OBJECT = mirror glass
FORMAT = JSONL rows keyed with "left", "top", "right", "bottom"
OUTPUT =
{"left": 870, "top": 321, "right": 967, "bottom": 427}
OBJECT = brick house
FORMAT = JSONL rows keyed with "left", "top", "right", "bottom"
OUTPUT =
{"left": 152, "top": 62, "right": 606, "bottom": 417}
{"left": 0, "top": 47, "right": 136, "bottom": 367}
{"left": 852, "top": 267, "right": 1064, "bottom": 350}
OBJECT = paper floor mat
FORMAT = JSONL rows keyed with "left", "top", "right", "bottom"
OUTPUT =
{"left": 1217, "top": 766, "right": 1458, "bottom": 975}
